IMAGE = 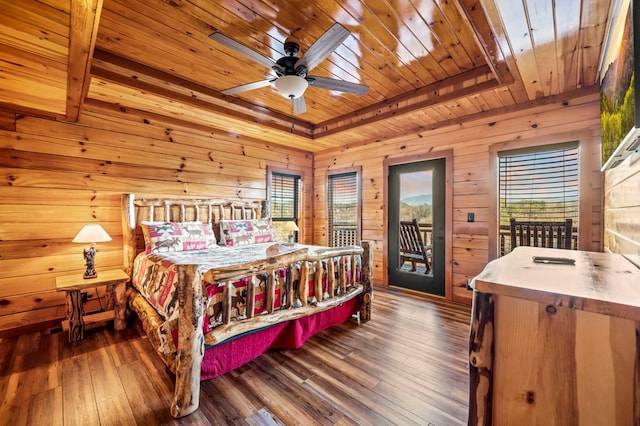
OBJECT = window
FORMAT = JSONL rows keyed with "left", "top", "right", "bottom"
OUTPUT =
{"left": 270, "top": 172, "right": 300, "bottom": 242}
{"left": 498, "top": 142, "right": 579, "bottom": 255}
{"left": 328, "top": 171, "right": 360, "bottom": 247}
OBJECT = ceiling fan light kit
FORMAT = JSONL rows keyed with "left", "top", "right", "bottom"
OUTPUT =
{"left": 210, "top": 23, "right": 369, "bottom": 114}
{"left": 274, "top": 75, "right": 308, "bottom": 99}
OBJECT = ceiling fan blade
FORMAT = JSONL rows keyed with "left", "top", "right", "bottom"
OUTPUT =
{"left": 295, "top": 23, "right": 350, "bottom": 72}
{"left": 221, "top": 79, "right": 272, "bottom": 95}
{"left": 209, "top": 32, "right": 275, "bottom": 69}
{"left": 307, "top": 76, "right": 369, "bottom": 95}
{"left": 292, "top": 96, "right": 306, "bottom": 114}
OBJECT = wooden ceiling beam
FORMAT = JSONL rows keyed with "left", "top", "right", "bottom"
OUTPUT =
{"left": 313, "top": 67, "right": 500, "bottom": 138}
{"left": 0, "top": 103, "right": 61, "bottom": 121}
{"left": 317, "top": 85, "right": 599, "bottom": 154}
{"left": 454, "top": 0, "right": 513, "bottom": 85}
{"left": 82, "top": 98, "right": 313, "bottom": 155}
{"left": 0, "top": 112, "right": 17, "bottom": 131}
{"left": 91, "top": 49, "right": 314, "bottom": 137}
{"left": 89, "top": 66, "right": 313, "bottom": 138}
{"left": 66, "top": 0, "right": 104, "bottom": 122}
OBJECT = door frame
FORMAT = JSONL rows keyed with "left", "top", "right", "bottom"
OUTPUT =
{"left": 383, "top": 149, "right": 453, "bottom": 300}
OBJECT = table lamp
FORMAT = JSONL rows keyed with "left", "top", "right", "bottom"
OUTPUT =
{"left": 72, "top": 224, "right": 112, "bottom": 279}
{"left": 283, "top": 221, "right": 299, "bottom": 243}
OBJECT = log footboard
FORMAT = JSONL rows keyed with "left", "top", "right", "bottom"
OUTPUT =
{"left": 127, "top": 244, "right": 372, "bottom": 418}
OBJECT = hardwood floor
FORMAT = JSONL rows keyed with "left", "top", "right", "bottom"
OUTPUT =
{"left": 0, "top": 286, "right": 472, "bottom": 425}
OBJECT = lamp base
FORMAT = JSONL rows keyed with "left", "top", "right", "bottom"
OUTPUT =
{"left": 82, "top": 246, "right": 97, "bottom": 279}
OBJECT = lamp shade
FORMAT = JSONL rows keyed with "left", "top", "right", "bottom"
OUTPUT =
{"left": 273, "top": 75, "right": 308, "bottom": 99}
{"left": 283, "top": 221, "right": 299, "bottom": 232}
{"left": 72, "top": 224, "right": 112, "bottom": 243}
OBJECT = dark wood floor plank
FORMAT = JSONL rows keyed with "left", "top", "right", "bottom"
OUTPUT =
{"left": 201, "top": 373, "right": 266, "bottom": 421}
{"left": 0, "top": 335, "right": 19, "bottom": 376}
{"left": 302, "top": 369, "right": 408, "bottom": 425}
{"left": 61, "top": 354, "right": 100, "bottom": 426}
{"left": 96, "top": 393, "right": 137, "bottom": 426}
{"left": 117, "top": 360, "right": 173, "bottom": 425}
{"left": 198, "top": 379, "right": 249, "bottom": 425}
{"left": 245, "top": 407, "right": 286, "bottom": 426}
{"left": 0, "top": 286, "right": 472, "bottom": 425}
{"left": 87, "top": 332, "right": 126, "bottom": 403}
{"left": 102, "top": 325, "right": 144, "bottom": 367}
{"left": 235, "top": 367, "right": 329, "bottom": 425}
{"left": 373, "top": 378, "right": 465, "bottom": 425}
{"left": 28, "top": 387, "right": 63, "bottom": 426}
{"left": 348, "top": 347, "right": 468, "bottom": 412}
{"left": 299, "top": 337, "right": 382, "bottom": 389}
{"left": 251, "top": 354, "right": 355, "bottom": 425}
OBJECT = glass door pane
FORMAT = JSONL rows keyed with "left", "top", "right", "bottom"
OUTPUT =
{"left": 388, "top": 159, "right": 445, "bottom": 296}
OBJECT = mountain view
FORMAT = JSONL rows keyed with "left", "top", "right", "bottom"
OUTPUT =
{"left": 600, "top": 2, "right": 635, "bottom": 165}
{"left": 401, "top": 194, "right": 432, "bottom": 206}
{"left": 400, "top": 194, "right": 432, "bottom": 224}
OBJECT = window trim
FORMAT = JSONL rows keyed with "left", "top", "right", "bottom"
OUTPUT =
{"left": 269, "top": 172, "right": 300, "bottom": 221}
{"left": 489, "top": 131, "right": 594, "bottom": 259}
{"left": 267, "top": 166, "right": 304, "bottom": 241}
{"left": 497, "top": 141, "right": 579, "bottom": 256}
{"left": 326, "top": 167, "right": 362, "bottom": 247}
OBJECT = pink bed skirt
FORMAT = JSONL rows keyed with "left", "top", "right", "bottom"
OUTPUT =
{"left": 200, "top": 298, "right": 360, "bottom": 380}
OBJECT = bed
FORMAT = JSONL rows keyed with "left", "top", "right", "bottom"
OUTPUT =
{"left": 121, "top": 194, "right": 373, "bottom": 417}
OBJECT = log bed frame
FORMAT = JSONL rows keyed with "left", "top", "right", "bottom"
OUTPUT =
{"left": 120, "top": 194, "right": 373, "bottom": 417}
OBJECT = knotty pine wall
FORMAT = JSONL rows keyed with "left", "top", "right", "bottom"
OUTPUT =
{"left": 314, "top": 90, "right": 603, "bottom": 304}
{"left": 604, "top": 154, "right": 640, "bottom": 268}
{"left": 0, "top": 104, "right": 313, "bottom": 335}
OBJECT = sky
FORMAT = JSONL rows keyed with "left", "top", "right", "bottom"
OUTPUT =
{"left": 600, "top": 0, "right": 631, "bottom": 82}
{"left": 400, "top": 170, "right": 432, "bottom": 198}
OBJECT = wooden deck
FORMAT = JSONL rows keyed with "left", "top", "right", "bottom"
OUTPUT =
{"left": 399, "top": 262, "right": 432, "bottom": 275}
{"left": 0, "top": 286, "right": 472, "bottom": 425}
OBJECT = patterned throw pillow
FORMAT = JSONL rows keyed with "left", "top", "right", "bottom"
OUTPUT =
{"left": 219, "top": 218, "right": 277, "bottom": 246}
{"left": 140, "top": 221, "right": 217, "bottom": 253}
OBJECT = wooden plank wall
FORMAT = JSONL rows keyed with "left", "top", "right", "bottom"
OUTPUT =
{"left": 0, "top": 104, "right": 313, "bottom": 335}
{"left": 314, "top": 90, "right": 603, "bottom": 304}
{"left": 604, "top": 153, "right": 640, "bottom": 268}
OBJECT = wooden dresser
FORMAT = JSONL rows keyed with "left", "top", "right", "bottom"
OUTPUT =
{"left": 468, "top": 246, "right": 640, "bottom": 426}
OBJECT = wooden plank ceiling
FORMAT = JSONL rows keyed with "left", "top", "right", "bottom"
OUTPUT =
{"left": 0, "top": 0, "right": 612, "bottom": 152}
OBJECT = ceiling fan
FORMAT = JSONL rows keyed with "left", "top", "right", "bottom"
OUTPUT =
{"left": 209, "top": 23, "right": 369, "bottom": 114}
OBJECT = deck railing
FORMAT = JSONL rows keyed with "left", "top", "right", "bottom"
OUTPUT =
{"left": 499, "top": 224, "right": 578, "bottom": 256}
{"left": 417, "top": 223, "right": 433, "bottom": 247}
{"left": 413, "top": 223, "right": 577, "bottom": 256}
{"left": 332, "top": 222, "right": 577, "bottom": 256}
{"left": 331, "top": 224, "right": 358, "bottom": 247}
{"left": 331, "top": 223, "right": 434, "bottom": 248}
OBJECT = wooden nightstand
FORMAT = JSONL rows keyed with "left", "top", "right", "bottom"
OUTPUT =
{"left": 55, "top": 269, "right": 129, "bottom": 342}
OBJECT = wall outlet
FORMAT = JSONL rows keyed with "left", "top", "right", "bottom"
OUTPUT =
{"left": 467, "top": 212, "right": 475, "bottom": 222}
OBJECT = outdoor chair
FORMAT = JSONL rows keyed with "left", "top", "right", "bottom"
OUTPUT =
{"left": 510, "top": 218, "right": 573, "bottom": 250}
{"left": 399, "top": 219, "right": 432, "bottom": 273}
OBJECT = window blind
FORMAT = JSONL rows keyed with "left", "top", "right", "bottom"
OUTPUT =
{"left": 498, "top": 143, "right": 579, "bottom": 226}
{"left": 328, "top": 172, "right": 359, "bottom": 247}
{"left": 271, "top": 173, "right": 299, "bottom": 221}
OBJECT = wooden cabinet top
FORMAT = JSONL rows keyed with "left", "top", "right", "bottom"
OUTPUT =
{"left": 55, "top": 269, "right": 129, "bottom": 291}
{"left": 472, "top": 247, "right": 640, "bottom": 321}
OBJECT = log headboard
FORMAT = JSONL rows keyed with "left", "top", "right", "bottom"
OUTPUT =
{"left": 121, "top": 193, "right": 268, "bottom": 275}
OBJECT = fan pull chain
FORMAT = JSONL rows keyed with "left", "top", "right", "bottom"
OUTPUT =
{"left": 290, "top": 95, "right": 295, "bottom": 133}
